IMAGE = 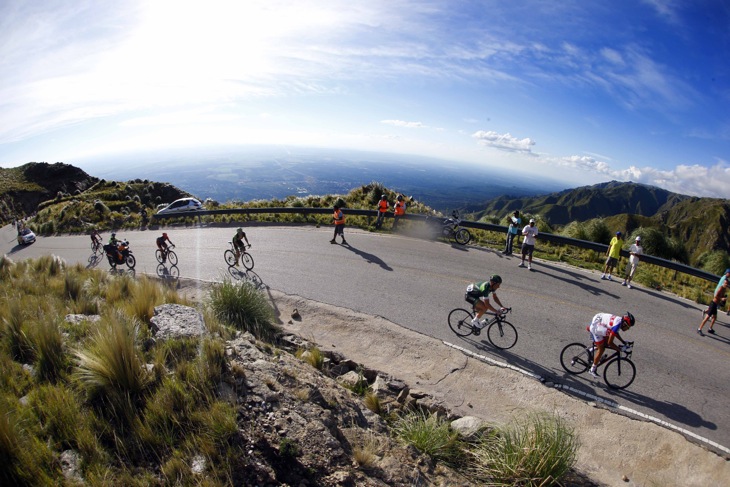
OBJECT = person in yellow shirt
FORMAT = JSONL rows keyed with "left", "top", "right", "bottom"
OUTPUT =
{"left": 601, "top": 231, "right": 624, "bottom": 281}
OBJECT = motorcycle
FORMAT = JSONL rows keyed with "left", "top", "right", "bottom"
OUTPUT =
{"left": 104, "top": 239, "right": 136, "bottom": 269}
{"left": 428, "top": 210, "right": 472, "bottom": 245}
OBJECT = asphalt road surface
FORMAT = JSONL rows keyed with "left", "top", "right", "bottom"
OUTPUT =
{"left": 3, "top": 222, "right": 729, "bottom": 451}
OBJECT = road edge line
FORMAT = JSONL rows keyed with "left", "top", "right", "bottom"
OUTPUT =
{"left": 443, "top": 340, "right": 730, "bottom": 457}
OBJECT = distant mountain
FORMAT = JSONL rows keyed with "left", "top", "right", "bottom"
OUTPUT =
{"left": 477, "top": 180, "right": 730, "bottom": 262}
{"left": 477, "top": 180, "right": 692, "bottom": 225}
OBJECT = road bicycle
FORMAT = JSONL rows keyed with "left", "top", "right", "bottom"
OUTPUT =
{"left": 448, "top": 307, "right": 517, "bottom": 349}
{"left": 560, "top": 339, "right": 636, "bottom": 390}
{"left": 155, "top": 244, "right": 178, "bottom": 266}
{"left": 91, "top": 239, "right": 103, "bottom": 255}
{"left": 224, "top": 242, "right": 254, "bottom": 270}
{"left": 429, "top": 210, "right": 471, "bottom": 245}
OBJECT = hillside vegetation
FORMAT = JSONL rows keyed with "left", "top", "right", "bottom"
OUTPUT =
{"left": 476, "top": 180, "right": 730, "bottom": 266}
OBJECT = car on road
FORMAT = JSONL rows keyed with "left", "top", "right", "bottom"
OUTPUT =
{"left": 156, "top": 197, "right": 203, "bottom": 215}
{"left": 17, "top": 228, "right": 36, "bottom": 245}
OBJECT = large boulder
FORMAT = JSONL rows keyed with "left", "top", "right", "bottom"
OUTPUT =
{"left": 149, "top": 304, "right": 207, "bottom": 340}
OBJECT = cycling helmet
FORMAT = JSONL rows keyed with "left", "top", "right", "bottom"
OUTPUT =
{"left": 381, "top": 194, "right": 386, "bottom": 198}
{"left": 490, "top": 274, "right": 503, "bottom": 284}
{"left": 111, "top": 233, "right": 116, "bottom": 237}
{"left": 623, "top": 312, "right": 635, "bottom": 327}
{"left": 237, "top": 227, "right": 243, "bottom": 233}
{"left": 162, "top": 232, "right": 168, "bottom": 238}
{"left": 397, "top": 195, "right": 403, "bottom": 201}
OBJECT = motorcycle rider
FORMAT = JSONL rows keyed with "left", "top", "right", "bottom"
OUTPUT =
{"left": 107, "top": 233, "right": 122, "bottom": 263}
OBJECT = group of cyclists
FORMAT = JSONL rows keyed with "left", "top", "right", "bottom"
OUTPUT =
{"left": 91, "top": 227, "right": 251, "bottom": 267}
{"left": 92, "top": 222, "right": 637, "bottom": 376}
{"left": 465, "top": 274, "right": 635, "bottom": 377}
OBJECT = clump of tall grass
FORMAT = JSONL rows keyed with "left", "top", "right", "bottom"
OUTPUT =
{"left": 466, "top": 413, "right": 578, "bottom": 486}
{"left": 392, "top": 410, "right": 461, "bottom": 464}
{"left": 2, "top": 298, "right": 35, "bottom": 363}
{"left": 208, "top": 279, "right": 279, "bottom": 342}
{"left": 296, "top": 346, "right": 324, "bottom": 370}
{"left": 124, "top": 276, "right": 162, "bottom": 324}
{"left": 73, "top": 311, "right": 149, "bottom": 424}
{"left": 32, "top": 317, "right": 67, "bottom": 383}
{"left": 0, "top": 400, "right": 55, "bottom": 486}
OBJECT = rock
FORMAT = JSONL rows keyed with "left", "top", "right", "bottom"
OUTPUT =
{"left": 451, "top": 416, "right": 489, "bottom": 438}
{"left": 149, "top": 304, "right": 207, "bottom": 340}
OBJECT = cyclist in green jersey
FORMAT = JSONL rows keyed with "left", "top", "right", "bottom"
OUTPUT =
{"left": 464, "top": 275, "right": 508, "bottom": 328}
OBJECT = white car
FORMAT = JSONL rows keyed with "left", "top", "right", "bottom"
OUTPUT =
{"left": 156, "top": 197, "right": 203, "bottom": 215}
{"left": 17, "top": 228, "right": 36, "bottom": 245}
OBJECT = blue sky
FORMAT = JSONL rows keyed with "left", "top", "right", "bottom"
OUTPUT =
{"left": 1, "top": 0, "right": 728, "bottom": 197}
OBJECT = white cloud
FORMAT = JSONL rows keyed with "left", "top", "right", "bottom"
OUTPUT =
{"left": 381, "top": 120, "right": 427, "bottom": 128}
{"left": 552, "top": 154, "right": 730, "bottom": 198}
{"left": 472, "top": 130, "right": 535, "bottom": 153}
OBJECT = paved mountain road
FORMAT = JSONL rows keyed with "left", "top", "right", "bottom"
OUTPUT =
{"left": 3, "top": 223, "right": 729, "bottom": 451}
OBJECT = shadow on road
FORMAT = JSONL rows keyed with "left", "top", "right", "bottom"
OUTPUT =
{"left": 227, "top": 266, "right": 267, "bottom": 290}
{"left": 86, "top": 253, "right": 105, "bottom": 268}
{"left": 449, "top": 330, "right": 719, "bottom": 434}
{"left": 530, "top": 263, "right": 619, "bottom": 298}
{"left": 340, "top": 243, "right": 393, "bottom": 271}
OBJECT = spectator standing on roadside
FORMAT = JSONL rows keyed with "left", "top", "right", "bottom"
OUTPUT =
{"left": 601, "top": 231, "right": 624, "bottom": 281}
{"left": 622, "top": 236, "right": 643, "bottom": 289}
{"left": 392, "top": 195, "right": 406, "bottom": 231}
{"left": 502, "top": 210, "right": 521, "bottom": 255}
{"left": 715, "top": 268, "right": 730, "bottom": 315}
{"left": 375, "top": 194, "right": 389, "bottom": 230}
{"left": 519, "top": 219, "right": 538, "bottom": 270}
{"left": 331, "top": 205, "right": 347, "bottom": 245}
{"left": 698, "top": 278, "right": 729, "bottom": 336}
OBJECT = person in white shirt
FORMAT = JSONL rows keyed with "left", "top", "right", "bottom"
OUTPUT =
{"left": 622, "top": 236, "right": 643, "bottom": 289}
{"left": 519, "top": 219, "right": 538, "bottom": 270}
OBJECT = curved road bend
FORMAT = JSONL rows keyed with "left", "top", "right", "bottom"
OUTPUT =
{"left": 3, "top": 223, "right": 729, "bottom": 451}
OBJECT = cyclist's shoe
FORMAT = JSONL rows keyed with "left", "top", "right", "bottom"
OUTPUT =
{"left": 607, "top": 275, "right": 613, "bottom": 281}
{"left": 697, "top": 329, "right": 704, "bottom": 336}
{"left": 518, "top": 263, "right": 526, "bottom": 268}
{"left": 627, "top": 284, "right": 632, "bottom": 289}
{"left": 341, "top": 239, "right": 348, "bottom": 245}
{"left": 588, "top": 367, "right": 599, "bottom": 378}
{"left": 708, "top": 328, "right": 716, "bottom": 334}
{"left": 621, "top": 281, "right": 626, "bottom": 286}
{"left": 330, "top": 239, "right": 336, "bottom": 244}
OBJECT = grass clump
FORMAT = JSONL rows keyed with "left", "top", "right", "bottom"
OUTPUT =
{"left": 392, "top": 410, "right": 461, "bottom": 464}
{"left": 296, "top": 346, "right": 325, "bottom": 370}
{"left": 466, "top": 413, "right": 578, "bottom": 486}
{"left": 208, "top": 278, "right": 279, "bottom": 341}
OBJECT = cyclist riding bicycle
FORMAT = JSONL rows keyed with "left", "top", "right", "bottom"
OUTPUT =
{"left": 156, "top": 232, "right": 175, "bottom": 263}
{"left": 587, "top": 311, "right": 635, "bottom": 377}
{"left": 465, "top": 275, "right": 508, "bottom": 329}
{"left": 90, "top": 229, "right": 102, "bottom": 247}
{"left": 232, "top": 227, "right": 251, "bottom": 266}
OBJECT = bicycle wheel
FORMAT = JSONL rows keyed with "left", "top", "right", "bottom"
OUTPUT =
{"left": 487, "top": 320, "right": 518, "bottom": 350}
{"left": 224, "top": 249, "right": 236, "bottom": 266}
{"left": 125, "top": 254, "right": 136, "bottom": 270}
{"left": 166, "top": 250, "right": 178, "bottom": 266}
{"left": 241, "top": 252, "right": 254, "bottom": 270}
{"left": 448, "top": 308, "right": 475, "bottom": 337}
{"left": 603, "top": 357, "right": 636, "bottom": 390}
{"left": 560, "top": 343, "right": 592, "bottom": 374}
{"left": 454, "top": 228, "right": 471, "bottom": 245}
{"left": 155, "top": 249, "right": 164, "bottom": 263}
